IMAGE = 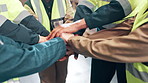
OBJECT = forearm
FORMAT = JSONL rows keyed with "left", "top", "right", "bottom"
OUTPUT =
{"left": 84, "top": 1, "right": 125, "bottom": 29}
{"left": 0, "top": 19, "right": 39, "bottom": 44}
{"left": 68, "top": 23, "right": 148, "bottom": 63}
{"left": 20, "top": 15, "right": 49, "bottom": 36}
{"left": 73, "top": 5, "right": 93, "bottom": 35}
{"left": 0, "top": 36, "right": 66, "bottom": 82}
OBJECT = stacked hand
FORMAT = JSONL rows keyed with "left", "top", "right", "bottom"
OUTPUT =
{"left": 47, "top": 23, "right": 79, "bottom": 40}
{"left": 47, "top": 19, "right": 87, "bottom": 40}
{"left": 58, "top": 33, "right": 75, "bottom": 61}
{"left": 46, "top": 19, "right": 87, "bottom": 61}
{"left": 38, "top": 36, "right": 48, "bottom": 43}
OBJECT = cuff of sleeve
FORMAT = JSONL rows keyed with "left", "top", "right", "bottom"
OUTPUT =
{"left": 30, "top": 35, "right": 39, "bottom": 44}
{"left": 40, "top": 30, "right": 50, "bottom": 37}
{"left": 84, "top": 15, "right": 95, "bottom": 29}
{"left": 20, "top": 15, "right": 49, "bottom": 36}
{"left": 68, "top": 36, "right": 82, "bottom": 51}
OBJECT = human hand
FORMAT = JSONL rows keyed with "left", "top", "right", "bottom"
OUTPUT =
{"left": 47, "top": 19, "right": 87, "bottom": 40}
{"left": 60, "top": 33, "right": 74, "bottom": 42}
{"left": 58, "top": 46, "right": 74, "bottom": 61}
{"left": 38, "top": 36, "right": 48, "bottom": 43}
{"left": 47, "top": 23, "right": 77, "bottom": 40}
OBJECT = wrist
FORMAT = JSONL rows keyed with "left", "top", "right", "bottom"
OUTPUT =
{"left": 73, "top": 19, "right": 87, "bottom": 30}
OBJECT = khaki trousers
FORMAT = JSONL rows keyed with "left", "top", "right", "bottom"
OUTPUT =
{"left": 39, "top": 59, "right": 68, "bottom": 83}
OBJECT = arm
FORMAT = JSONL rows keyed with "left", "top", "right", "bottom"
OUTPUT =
{"left": 20, "top": 15, "right": 49, "bottom": 37}
{"left": 0, "top": 15, "right": 39, "bottom": 44}
{"left": 47, "top": 0, "right": 126, "bottom": 39}
{"left": 0, "top": 36, "right": 66, "bottom": 82}
{"left": 68, "top": 22, "right": 148, "bottom": 63}
{"left": 84, "top": 0, "right": 125, "bottom": 29}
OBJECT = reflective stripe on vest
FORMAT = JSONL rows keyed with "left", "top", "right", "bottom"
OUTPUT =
{"left": 116, "top": 0, "right": 132, "bottom": 16}
{"left": 126, "top": 63, "right": 148, "bottom": 83}
{"left": 78, "top": 0, "right": 109, "bottom": 11}
{"left": 0, "top": 15, "right": 7, "bottom": 26}
{"left": 3, "top": 78, "right": 20, "bottom": 83}
{"left": 126, "top": 3, "right": 148, "bottom": 82}
{"left": 124, "top": 0, "right": 147, "bottom": 18}
{"left": 131, "top": 3, "right": 148, "bottom": 31}
{"left": 0, "top": 0, "right": 30, "bottom": 23}
{"left": 51, "top": 0, "right": 66, "bottom": 19}
{"left": 78, "top": 0, "right": 147, "bottom": 29}
{"left": 31, "top": 0, "right": 50, "bottom": 31}
{"left": 51, "top": 0, "right": 66, "bottom": 27}
{"left": 31, "top": 0, "right": 66, "bottom": 32}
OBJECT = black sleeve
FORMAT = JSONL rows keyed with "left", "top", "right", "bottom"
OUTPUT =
{"left": 74, "top": 5, "right": 93, "bottom": 35}
{"left": 84, "top": 0, "right": 125, "bottom": 29}
{"left": 0, "top": 20, "right": 39, "bottom": 44}
{"left": 20, "top": 15, "right": 50, "bottom": 36}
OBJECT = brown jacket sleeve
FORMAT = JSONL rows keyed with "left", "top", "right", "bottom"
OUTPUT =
{"left": 68, "top": 18, "right": 148, "bottom": 63}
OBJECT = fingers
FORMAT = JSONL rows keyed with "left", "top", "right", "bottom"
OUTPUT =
{"left": 60, "top": 33, "right": 74, "bottom": 42}
{"left": 47, "top": 24, "right": 76, "bottom": 40}
{"left": 47, "top": 27, "right": 63, "bottom": 40}
{"left": 38, "top": 36, "right": 48, "bottom": 43}
{"left": 66, "top": 50, "right": 74, "bottom": 56}
{"left": 58, "top": 55, "right": 69, "bottom": 61}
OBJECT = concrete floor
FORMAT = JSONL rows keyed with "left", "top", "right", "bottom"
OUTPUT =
{"left": 66, "top": 55, "right": 92, "bottom": 83}
{"left": 66, "top": 54, "right": 117, "bottom": 83}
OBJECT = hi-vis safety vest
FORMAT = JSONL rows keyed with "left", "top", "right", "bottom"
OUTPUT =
{"left": 0, "top": 0, "right": 31, "bottom": 83}
{"left": 30, "top": 0, "right": 67, "bottom": 32}
{"left": 0, "top": 0, "right": 31, "bottom": 24}
{"left": 3, "top": 78, "right": 20, "bottom": 83}
{"left": 78, "top": 0, "right": 148, "bottom": 28}
{"left": 0, "top": 15, "right": 7, "bottom": 27}
{"left": 126, "top": 3, "right": 148, "bottom": 83}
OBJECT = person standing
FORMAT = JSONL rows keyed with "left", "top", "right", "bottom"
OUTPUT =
{"left": 61, "top": 7, "right": 148, "bottom": 83}
{"left": 24, "top": 0, "right": 74, "bottom": 83}
{"left": 48, "top": 0, "right": 147, "bottom": 83}
{"left": 0, "top": 14, "right": 67, "bottom": 82}
{"left": 0, "top": 0, "right": 50, "bottom": 82}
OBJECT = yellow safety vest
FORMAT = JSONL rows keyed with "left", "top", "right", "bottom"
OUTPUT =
{"left": 79, "top": 0, "right": 147, "bottom": 28}
{"left": 30, "top": 0, "right": 67, "bottom": 32}
{"left": 3, "top": 78, "right": 19, "bottom": 83}
{"left": 126, "top": 4, "right": 148, "bottom": 83}
{"left": 0, "top": 0, "right": 30, "bottom": 23}
{"left": 81, "top": 0, "right": 148, "bottom": 83}
{"left": 0, "top": 0, "right": 30, "bottom": 83}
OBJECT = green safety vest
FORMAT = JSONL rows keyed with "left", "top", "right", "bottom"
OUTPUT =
{"left": 30, "top": 0, "right": 67, "bottom": 32}
{"left": 126, "top": 3, "right": 148, "bottom": 83}
{"left": 0, "top": 0, "right": 30, "bottom": 23}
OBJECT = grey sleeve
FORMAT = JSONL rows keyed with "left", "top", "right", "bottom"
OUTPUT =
{"left": 20, "top": 15, "right": 50, "bottom": 36}
{"left": 0, "top": 19, "right": 39, "bottom": 44}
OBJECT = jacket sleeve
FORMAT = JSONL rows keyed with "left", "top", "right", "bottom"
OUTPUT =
{"left": 20, "top": 15, "right": 50, "bottom": 36}
{"left": 0, "top": 36, "right": 66, "bottom": 82}
{"left": 74, "top": 5, "right": 93, "bottom": 35}
{"left": 23, "top": 0, "right": 49, "bottom": 36}
{"left": 68, "top": 21, "right": 148, "bottom": 63}
{"left": 84, "top": 0, "right": 125, "bottom": 29}
{"left": 0, "top": 15, "right": 39, "bottom": 44}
